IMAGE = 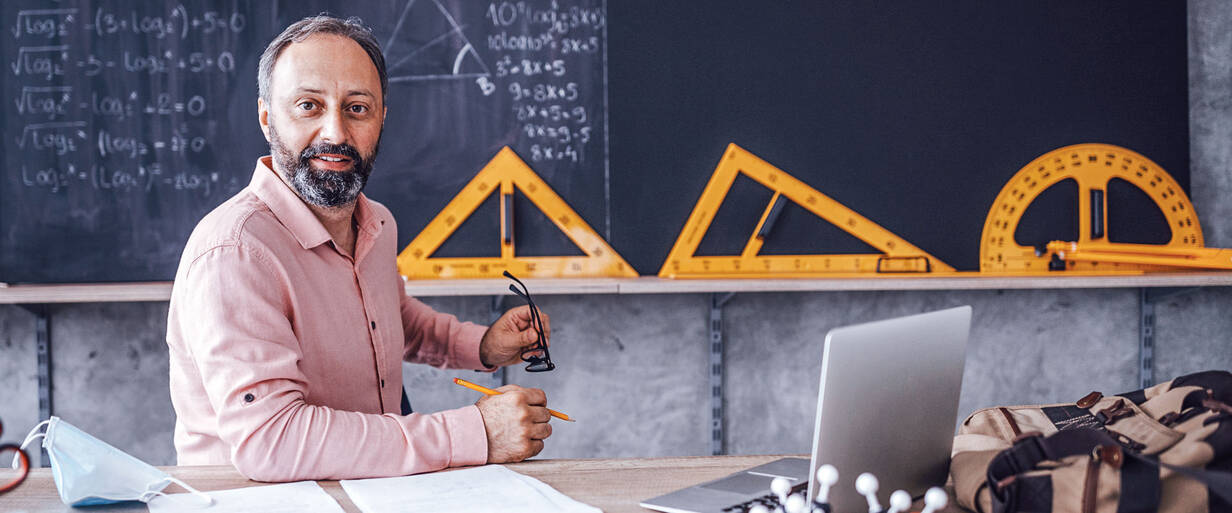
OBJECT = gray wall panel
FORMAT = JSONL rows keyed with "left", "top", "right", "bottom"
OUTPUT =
{"left": 46, "top": 303, "right": 175, "bottom": 466}
{"left": 0, "top": 307, "right": 37, "bottom": 459}
{"left": 1190, "top": 0, "right": 1232, "bottom": 247}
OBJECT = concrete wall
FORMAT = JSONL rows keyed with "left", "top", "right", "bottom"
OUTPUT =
{"left": 1, "top": 0, "right": 1230, "bottom": 468}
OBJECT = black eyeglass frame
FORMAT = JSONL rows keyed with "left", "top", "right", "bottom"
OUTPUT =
{"left": 503, "top": 271, "right": 555, "bottom": 372}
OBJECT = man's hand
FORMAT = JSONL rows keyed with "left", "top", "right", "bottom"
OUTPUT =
{"left": 479, "top": 305, "right": 550, "bottom": 368}
{"left": 475, "top": 385, "right": 553, "bottom": 463}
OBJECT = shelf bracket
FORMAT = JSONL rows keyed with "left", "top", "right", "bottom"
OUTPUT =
{"left": 17, "top": 304, "right": 52, "bottom": 467}
{"left": 1138, "top": 287, "right": 1197, "bottom": 388}
{"left": 709, "top": 292, "right": 735, "bottom": 455}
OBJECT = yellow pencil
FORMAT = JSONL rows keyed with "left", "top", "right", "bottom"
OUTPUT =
{"left": 453, "top": 378, "right": 575, "bottom": 422}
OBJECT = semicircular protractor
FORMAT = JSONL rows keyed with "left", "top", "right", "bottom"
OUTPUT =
{"left": 980, "top": 143, "right": 1203, "bottom": 274}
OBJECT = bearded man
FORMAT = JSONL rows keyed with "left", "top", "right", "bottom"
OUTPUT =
{"left": 166, "top": 15, "right": 554, "bottom": 482}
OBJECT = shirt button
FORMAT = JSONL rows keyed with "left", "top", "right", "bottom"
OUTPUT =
{"left": 243, "top": 393, "right": 254, "bottom": 403}
{"left": 370, "top": 321, "right": 376, "bottom": 330}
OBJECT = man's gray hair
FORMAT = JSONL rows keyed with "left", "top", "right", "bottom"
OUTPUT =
{"left": 258, "top": 14, "right": 388, "bottom": 104}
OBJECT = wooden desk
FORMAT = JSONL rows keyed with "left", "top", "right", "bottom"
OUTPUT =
{"left": 1, "top": 456, "right": 970, "bottom": 512}
{"left": 0, "top": 455, "right": 775, "bottom": 513}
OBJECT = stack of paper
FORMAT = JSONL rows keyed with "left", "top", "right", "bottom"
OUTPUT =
{"left": 340, "top": 465, "right": 602, "bottom": 513}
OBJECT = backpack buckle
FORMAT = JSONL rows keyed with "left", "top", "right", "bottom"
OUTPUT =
{"left": 1002, "top": 432, "right": 1047, "bottom": 475}
{"left": 1095, "top": 399, "right": 1133, "bottom": 425}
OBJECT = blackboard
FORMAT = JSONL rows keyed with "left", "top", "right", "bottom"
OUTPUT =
{"left": 1, "top": 0, "right": 1188, "bottom": 282}
{"left": 1, "top": 0, "right": 608, "bottom": 282}
{"left": 607, "top": 1, "right": 1189, "bottom": 273}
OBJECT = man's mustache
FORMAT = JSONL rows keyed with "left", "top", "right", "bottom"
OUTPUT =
{"left": 301, "top": 142, "right": 362, "bottom": 163}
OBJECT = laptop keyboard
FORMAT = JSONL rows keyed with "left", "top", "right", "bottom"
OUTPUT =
{"left": 721, "top": 481, "right": 810, "bottom": 512}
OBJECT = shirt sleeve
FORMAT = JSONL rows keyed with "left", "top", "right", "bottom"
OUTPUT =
{"left": 175, "top": 244, "right": 488, "bottom": 482}
{"left": 399, "top": 280, "right": 491, "bottom": 370}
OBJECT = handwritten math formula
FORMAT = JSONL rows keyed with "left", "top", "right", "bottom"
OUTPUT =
{"left": 7, "top": 2, "right": 243, "bottom": 198}
{"left": 484, "top": 1, "right": 604, "bottom": 165}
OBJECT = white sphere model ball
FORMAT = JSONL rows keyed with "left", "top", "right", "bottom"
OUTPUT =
{"left": 855, "top": 472, "right": 879, "bottom": 495}
{"left": 784, "top": 494, "right": 808, "bottom": 513}
{"left": 770, "top": 476, "right": 792, "bottom": 498}
{"left": 889, "top": 490, "right": 912, "bottom": 512}
{"left": 816, "top": 464, "right": 839, "bottom": 485}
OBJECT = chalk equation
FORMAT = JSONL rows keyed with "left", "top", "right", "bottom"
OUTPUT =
{"left": 7, "top": 1, "right": 245, "bottom": 199}
{"left": 21, "top": 162, "right": 226, "bottom": 195}
{"left": 484, "top": 0, "right": 605, "bottom": 165}
{"left": 383, "top": 0, "right": 606, "bottom": 165}
{"left": 15, "top": 88, "right": 208, "bottom": 121}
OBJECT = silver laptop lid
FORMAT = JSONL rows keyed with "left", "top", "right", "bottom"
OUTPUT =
{"left": 807, "top": 306, "right": 971, "bottom": 510}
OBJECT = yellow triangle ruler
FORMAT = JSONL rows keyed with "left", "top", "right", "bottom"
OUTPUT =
{"left": 659, "top": 143, "right": 955, "bottom": 278}
{"left": 980, "top": 143, "right": 1206, "bottom": 274}
{"left": 398, "top": 147, "right": 636, "bottom": 279}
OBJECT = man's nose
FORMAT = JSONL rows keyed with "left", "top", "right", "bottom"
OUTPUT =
{"left": 317, "top": 108, "right": 348, "bottom": 144}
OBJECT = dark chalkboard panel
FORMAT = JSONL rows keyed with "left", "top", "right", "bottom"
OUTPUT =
{"left": 1, "top": 0, "right": 1188, "bottom": 282}
{"left": 2, "top": 0, "right": 607, "bottom": 282}
{"left": 608, "top": 0, "right": 1189, "bottom": 274}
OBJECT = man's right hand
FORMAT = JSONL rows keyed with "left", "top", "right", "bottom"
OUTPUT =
{"left": 475, "top": 385, "right": 553, "bottom": 463}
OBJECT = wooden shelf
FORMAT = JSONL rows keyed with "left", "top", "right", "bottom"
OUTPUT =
{"left": 5, "top": 272, "right": 1232, "bottom": 303}
{"left": 0, "top": 282, "right": 174, "bottom": 304}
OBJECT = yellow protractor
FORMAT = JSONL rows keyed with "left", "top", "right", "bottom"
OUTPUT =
{"left": 980, "top": 143, "right": 1203, "bottom": 274}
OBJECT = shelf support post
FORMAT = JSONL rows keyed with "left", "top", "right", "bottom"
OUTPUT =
{"left": 709, "top": 292, "right": 735, "bottom": 456}
{"left": 17, "top": 304, "right": 52, "bottom": 467}
{"left": 1138, "top": 287, "right": 1197, "bottom": 389}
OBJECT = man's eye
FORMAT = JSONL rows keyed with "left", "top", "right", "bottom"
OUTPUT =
{"left": 298, "top": 101, "right": 315, "bottom": 111}
{"left": 349, "top": 105, "right": 368, "bottom": 114}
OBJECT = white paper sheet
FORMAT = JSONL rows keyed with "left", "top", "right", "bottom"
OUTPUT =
{"left": 147, "top": 480, "right": 345, "bottom": 513}
{"left": 340, "top": 465, "right": 602, "bottom": 513}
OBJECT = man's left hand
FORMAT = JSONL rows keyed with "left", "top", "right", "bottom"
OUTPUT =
{"left": 480, "top": 305, "right": 550, "bottom": 368}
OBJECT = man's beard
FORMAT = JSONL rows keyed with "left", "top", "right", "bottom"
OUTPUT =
{"left": 268, "top": 124, "right": 379, "bottom": 208}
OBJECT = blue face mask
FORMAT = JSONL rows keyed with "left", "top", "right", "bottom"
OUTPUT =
{"left": 13, "top": 417, "right": 212, "bottom": 507}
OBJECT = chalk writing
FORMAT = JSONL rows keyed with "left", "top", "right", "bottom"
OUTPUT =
{"left": 1, "top": 0, "right": 608, "bottom": 283}
{"left": 7, "top": 1, "right": 243, "bottom": 199}
{"left": 481, "top": 0, "right": 603, "bottom": 163}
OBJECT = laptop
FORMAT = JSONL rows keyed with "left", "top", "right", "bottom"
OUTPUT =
{"left": 639, "top": 306, "right": 971, "bottom": 513}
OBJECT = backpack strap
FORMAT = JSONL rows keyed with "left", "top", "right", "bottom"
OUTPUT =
{"left": 987, "top": 427, "right": 1232, "bottom": 512}
{"left": 986, "top": 429, "right": 1122, "bottom": 512}
{"left": 1115, "top": 448, "right": 1160, "bottom": 513}
{"left": 1122, "top": 451, "right": 1232, "bottom": 506}
{"left": 987, "top": 428, "right": 1115, "bottom": 483}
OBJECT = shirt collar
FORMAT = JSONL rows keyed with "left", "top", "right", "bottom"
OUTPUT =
{"left": 249, "top": 156, "right": 383, "bottom": 250}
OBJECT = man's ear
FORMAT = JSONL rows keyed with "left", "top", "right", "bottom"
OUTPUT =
{"left": 258, "top": 98, "right": 271, "bottom": 142}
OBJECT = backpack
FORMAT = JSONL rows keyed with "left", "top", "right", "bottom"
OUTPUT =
{"left": 950, "top": 370, "right": 1232, "bottom": 513}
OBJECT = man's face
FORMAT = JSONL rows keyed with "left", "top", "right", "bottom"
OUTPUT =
{"left": 260, "top": 33, "right": 385, "bottom": 208}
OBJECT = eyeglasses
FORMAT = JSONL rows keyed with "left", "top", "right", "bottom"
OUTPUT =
{"left": 504, "top": 271, "right": 554, "bottom": 372}
{"left": 0, "top": 418, "right": 30, "bottom": 495}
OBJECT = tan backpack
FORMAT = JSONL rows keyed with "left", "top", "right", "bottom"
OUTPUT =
{"left": 950, "top": 370, "right": 1232, "bottom": 513}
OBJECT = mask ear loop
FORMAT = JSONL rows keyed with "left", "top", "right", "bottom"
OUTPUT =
{"left": 11, "top": 420, "right": 50, "bottom": 469}
{"left": 142, "top": 476, "right": 214, "bottom": 506}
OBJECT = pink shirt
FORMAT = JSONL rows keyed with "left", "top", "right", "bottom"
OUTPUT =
{"left": 167, "top": 157, "right": 490, "bottom": 482}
